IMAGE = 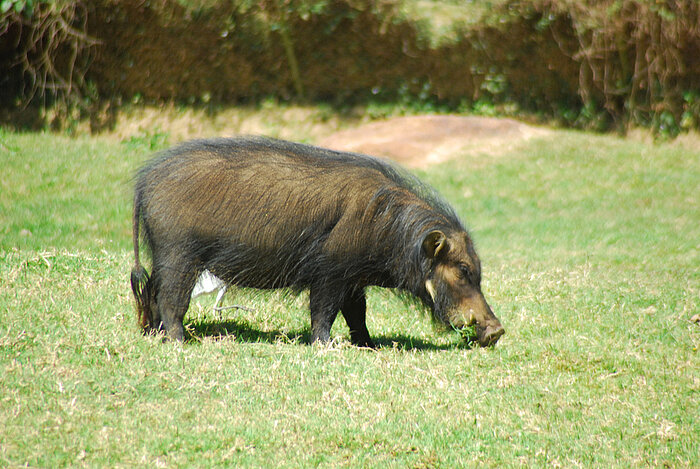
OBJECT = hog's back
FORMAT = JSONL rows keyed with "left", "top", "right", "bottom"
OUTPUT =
{"left": 137, "top": 139, "right": 388, "bottom": 264}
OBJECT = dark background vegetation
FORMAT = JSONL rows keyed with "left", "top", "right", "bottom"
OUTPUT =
{"left": 1, "top": 0, "right": 699, "bottom": 136}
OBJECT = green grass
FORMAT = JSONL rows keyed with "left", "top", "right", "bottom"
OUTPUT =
{"left": 1, "top": 123, "right": 698, "bottom": 468}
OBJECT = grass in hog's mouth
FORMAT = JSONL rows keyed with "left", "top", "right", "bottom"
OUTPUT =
{"left": 454, "top": 324, "right": 479, "bottom": 347}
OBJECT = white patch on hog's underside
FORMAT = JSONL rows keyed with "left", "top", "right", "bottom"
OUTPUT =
{"left": 192, "top": 270, "right": 227, "bottom": 310}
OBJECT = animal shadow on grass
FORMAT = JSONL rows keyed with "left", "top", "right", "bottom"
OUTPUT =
{"left": 185, "top": 319, "right": 471, "bottom": 351}
{"left": 372, "top": 334, "right": 474, "bottom": 351}
{"left": 185, "top": 319, "right": 311, "bottom": 345}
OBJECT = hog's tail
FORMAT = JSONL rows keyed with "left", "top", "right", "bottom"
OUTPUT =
{"left": 130, "top": 189, "right": 154, "bottom": 331}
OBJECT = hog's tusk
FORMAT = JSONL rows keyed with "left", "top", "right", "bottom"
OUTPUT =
{"left": 425, "top": 280, "right": 436, "bottom": 301}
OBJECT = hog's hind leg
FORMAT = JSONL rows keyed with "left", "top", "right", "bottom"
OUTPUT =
{"left": 154, "top": 258, "right": 198, "bottom": 342}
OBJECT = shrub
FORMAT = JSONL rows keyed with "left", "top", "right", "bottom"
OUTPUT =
{"left": 0, "top": 0, "right": 97, "bottom": 107}
{"left": 508, "top": 0, "right": 700, "bottom": 134}
{"left": 2, "top": 0, "right": 699, "bottom": 135}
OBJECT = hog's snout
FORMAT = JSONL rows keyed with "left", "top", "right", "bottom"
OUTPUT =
{"left": 450, "top": 301, "right": 504, "bottom": 347}
{"left": 478, "top": 324, "right": 505, "bottom": 347}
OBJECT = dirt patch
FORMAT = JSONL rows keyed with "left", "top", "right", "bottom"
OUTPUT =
{"left": 109, "top": 110, "right": 551, "bottom": 168}
{"left": 319, "top": 115, "right": 550, "bottom": 168}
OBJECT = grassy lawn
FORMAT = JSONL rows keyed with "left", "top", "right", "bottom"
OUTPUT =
{"left": 0, "top": 120, "right": 698, "bottom": 467}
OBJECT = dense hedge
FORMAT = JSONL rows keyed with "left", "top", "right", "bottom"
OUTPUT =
{"left": 1, "top": 0, "right": 698, "bottom": 135}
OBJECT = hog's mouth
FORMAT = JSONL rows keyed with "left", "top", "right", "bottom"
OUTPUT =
{"left": 457, "top": 324, "right": 505, "bottom": 347}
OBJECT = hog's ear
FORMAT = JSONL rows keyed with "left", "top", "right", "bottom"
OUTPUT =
{"left": 422, "top": 230, "right": 447, "bottom": 259}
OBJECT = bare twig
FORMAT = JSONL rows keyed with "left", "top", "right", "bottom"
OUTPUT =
{"left": 4, "top": 1, "right": 99, "bottom": 107}
{"left": 213, "top": 305, "right": 256, "bottom": 313}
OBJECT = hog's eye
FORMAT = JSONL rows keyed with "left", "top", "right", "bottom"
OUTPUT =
{"left": 459, "top": 265, "right": 480, "bottom": 285}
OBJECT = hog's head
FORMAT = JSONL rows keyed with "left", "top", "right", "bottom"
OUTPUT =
{"left": 422, "top": 230, "right": 504, "bottom": 347}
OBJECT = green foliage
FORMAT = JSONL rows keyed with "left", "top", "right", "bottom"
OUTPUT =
{"left": 454, "top": 324, "right": 478, "bottom": 348}
{"left": 0, "top": 0, "right": 38, "bottom": 15}
{"left": 1, "top": 0, "right": 699, "bottom": 134}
